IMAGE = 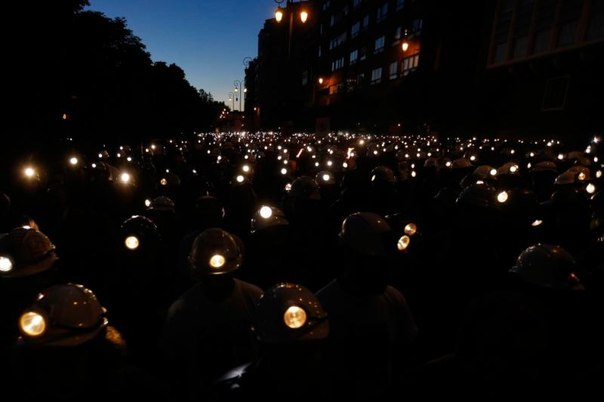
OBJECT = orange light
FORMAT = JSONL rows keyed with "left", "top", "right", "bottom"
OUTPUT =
{"left": 318, "top": 77, "right": 324, "bottom": 85}
{"left": 300, "top": 10, "right": 308, "bottom": 23}
{"left": 401, "top": 41, "right": 409, "bottom": 52}
{"left": 275, "top": 8, "right": 284, "bottom": 22}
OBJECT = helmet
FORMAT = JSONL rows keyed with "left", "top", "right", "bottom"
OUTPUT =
{"left": 370, "top": 165, "right": 396, "bottom": 184}
{"left": 18, "top": 283, "right": 108, "bottom": 346}
{"left": 250, "top": 205, "right": 289, "bottom": 234}
{"left": 532, "top": 160, "right": 558, "bottom": 173}
{"left": 566, "top": 165, "right": 590, "bottom": 181}
{"left": 0, "top": 227, "right": 58, "bottom": 278}
{"left": 288, "top": 176, "right": 321, "bottom": 200}
{"left": 473, "top": 165, "right": 496, "bottom": 180}
{"left": 339, "top": 212, "right": 392, "bottom": 257}
{"left": 188, "top": 228, "right": 243, "bottom": 276}
{"left": 456, "top": 183, "right": 497, "bottom": 210}
{"left": 147, "top": 195, "right": 176, "bottom": 212}
{"left": 509, "top": 244, "right": 584, "bottom": 291}
{"left": 253, "top": 282, "right": 328, "bottom": 344}
{"left": 497, "top": 162, "right": 521, "bottom": 176}
{"left": 451, "top": 158, "right": 473, "bottom": 170}
{"left": 554, "top": 170, "right": 577, "bottom": 186}
{"left": 120, "top": 215, "right": 161, "bottom": 252}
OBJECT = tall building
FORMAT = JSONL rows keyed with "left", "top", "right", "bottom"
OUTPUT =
{"left": 480, "top": 0, "right": 604, "bottom": 145}
{"left": 250, "top": 0, "right": 603, "bottom": 141}
{"left": 254, "top": 1, "right": 319, "bottom": 131}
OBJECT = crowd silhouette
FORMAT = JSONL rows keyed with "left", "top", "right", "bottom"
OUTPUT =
{"left": 1, "top": 131, "right": 603, "bottom": 400}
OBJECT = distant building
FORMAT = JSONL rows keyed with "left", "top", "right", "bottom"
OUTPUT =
{"left": 248, "top": 0, "right": 603, "bottom": 141}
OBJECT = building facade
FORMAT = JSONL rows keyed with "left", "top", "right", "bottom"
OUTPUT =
{"left": 248, "top": 0, "right": 603, "bottom": 141}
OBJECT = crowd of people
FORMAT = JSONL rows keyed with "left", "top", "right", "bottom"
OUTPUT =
{"left": 1, "top": 131, "right": 603, "bottom": 400}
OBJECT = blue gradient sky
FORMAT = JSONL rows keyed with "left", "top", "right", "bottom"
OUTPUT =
{"left": 87, "top": 0, "right": 276, "bottom": 110}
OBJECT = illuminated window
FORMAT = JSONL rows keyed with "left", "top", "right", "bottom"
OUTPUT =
{"left": 331, "top": 57, "right": 345, "bottom": 72}
{"left": 351, "top": 21, "right": 360, "bottom": 38}
{"left": 362, "top": 15, "right": 369, "bottom": 30}
{"left": 376, "top": 2, "right": 389, "bottom": 23}
{"left": 371, "top": 67, "right": 383, "bottom": 84}
{"left": 350, "top": 49, "right": 358, "bottom": 65}
{"left": 374, "top": 36, "right": 385, "bottom": 53}
{"left": 401, "top": 54, "right": 419, "bottom": 75}
{"left": 389, "top": 61, "right": 398, "bottom": 80}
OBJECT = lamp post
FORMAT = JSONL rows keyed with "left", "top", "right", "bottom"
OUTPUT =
{"left": 274, "top": 0, "right": 309, "bottom": 58}
{"left": 233, "top": 80, "right": 243, "bottom": 111}
{"left": 228, "top": 92, "right": 234, "bottom": 111}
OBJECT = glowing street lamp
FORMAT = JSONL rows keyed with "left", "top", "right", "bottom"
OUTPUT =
{"left": 401, "top": 29, "right": 410, "bottom": 52}
{"left": 273, "top": 0, "right": 310, "bottom": 57}
{"left": 234, "top": 80, "right": 243, "bottom": 111}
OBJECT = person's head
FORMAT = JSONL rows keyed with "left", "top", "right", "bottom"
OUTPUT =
{"left": 188, "top": 228, "right": 244, "bottom": 281}
{"left": 253, "top": 282, "right": 328, "bottom": 347}
{"left": 18, "top": 283, "right": 109, "bottom": 347}
{"left": 120, "top": 215, "right": 162, "bottom": 254}
{"left": 509, "top": 244, "right": 584, "bottom": 292}
{"left": 0, "top": 226, "right": 59, "bottom": 279}
{"left": 250, "top": 205, "right": 289, "bottom": 235}
{"left": 338, "top": 211, "right": 394, "bottom": 290}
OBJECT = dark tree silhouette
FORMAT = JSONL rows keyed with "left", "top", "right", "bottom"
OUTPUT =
{"left": 6, "top": 1, "right": 222, "bottom": 146}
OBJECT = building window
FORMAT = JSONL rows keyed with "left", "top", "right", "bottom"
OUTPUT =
{"left": 490, "top": 0, "right": 515, "bottom": 63}
{"left": 556, "top": 0, "right": 582, "bottom": 47}
{"left": 353, "top": 0, "right": 362, "bottom": 9}
{"left": 331, "top": 57, "right": 345, "bottom": 72}
{"left": 512, "top": 36, "right": 529, "bottom": 58}
{"left": 401, "top": 54, "right": 419, "bottom": 75}
{"left": 389, "top": 61, "right": 398, "bottom": 80}
{"left": 588, "top": 1, "right": 604, "bottom": 40}
{"left": 376, "top": 2, "right": 389, "bottom": 23}
{"left": 371, "top": 67, "right": 383, "bottom": 84}
{"left": 350, "top": 49, "right": 358, "bottom": 65}
{"left": 374, "top": 36, "right": 385, "bottom": 53}
{"left": 346, "top": 78, "right": 358, "bottom": 92}
{"left": 396, "top": 0, "right": 405, "bottom": 11}
{"left": 557, "top": 21, "right": 578, "bottom": 47}
{"left": 351, "top": 21, "right": 360, "bottom": 38}
{"left": 411, "top": 19, "right": 423, "bottom": 36}
{"left": 302, "top": 71, "right": 308, "bottom": 86}
{"left": 357, "top": 72, "right": 366, "bottom": 87}
{"left": 329, "top": 32, "right": 347, "bottom": 50}
{"left": 533, "top": 30, "right": 550, "bottom": 53}
{"left": 531, "top": 0, "right": 556, "bottom": 54}
{"left": 362, "top": 15, "right": 370, "bottom": 30}
{"left": 395, "top": 26, "right": 403, "bottom": 40}
{"left": 359, "top": 46, "right": 367, "bottom": 61}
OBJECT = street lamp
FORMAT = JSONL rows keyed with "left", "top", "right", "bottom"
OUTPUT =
{"left": 233, "top": 80, "right": 243, "bottom": 111}
{"left": 401, "top": 29, "right": 410, "bottom": 52}
{"left": 273, "top": 0, "right": 310, "bottom": 58}
{"left": 228, "top": 92, "right": 234, "bottom": 110}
